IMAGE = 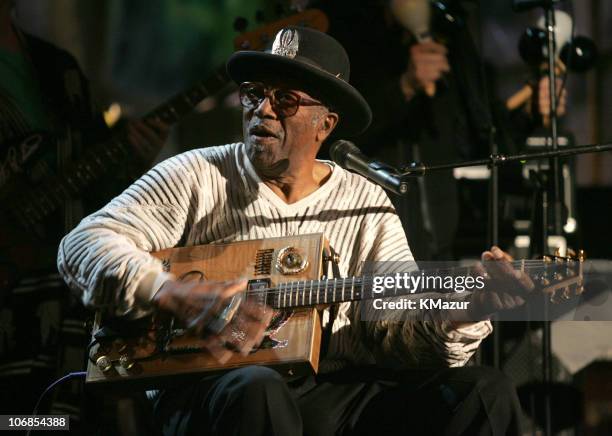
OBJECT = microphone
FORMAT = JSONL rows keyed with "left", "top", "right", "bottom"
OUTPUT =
{"left": 329, "top": 140, "right": 408, "bottom": 195}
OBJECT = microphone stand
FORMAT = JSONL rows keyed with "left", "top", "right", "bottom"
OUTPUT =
{"left": 542, "top": 5, "right": 559, "bottom": 434}
{"left": 398, "top": 142, "right": 612, "bottom": 436}
{"left": 399, "top": 142, "right": 612, "bottom": 177}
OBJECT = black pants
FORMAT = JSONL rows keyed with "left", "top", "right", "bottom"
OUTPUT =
{"left": 153, "top": 365, "right": 522, "bottom": 436}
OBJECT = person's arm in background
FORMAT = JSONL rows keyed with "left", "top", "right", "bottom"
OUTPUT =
{"left": 315, "top": 0, "right": 454, "bottom": 160}
{"left": 315, "top": 1, "right": 416, "bottom": 144}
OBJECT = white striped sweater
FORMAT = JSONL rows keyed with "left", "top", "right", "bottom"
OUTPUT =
{"left": 57, "top": 143, "right": 491, "bottom": 370}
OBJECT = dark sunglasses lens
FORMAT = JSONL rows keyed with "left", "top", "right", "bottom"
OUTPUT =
{"left": 240, "top": 84, "right": 265, "bottom": 107}
{"left": 273, "top": 91, "right": 300, "bottom": 117}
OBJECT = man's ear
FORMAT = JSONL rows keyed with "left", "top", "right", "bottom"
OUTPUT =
{"left": 316, "top": 112, "right": 339, "bottom": 142}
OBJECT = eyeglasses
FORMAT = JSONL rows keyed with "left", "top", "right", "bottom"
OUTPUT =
{"left": 238, "top": 82, "right": 325, "bottom": 118}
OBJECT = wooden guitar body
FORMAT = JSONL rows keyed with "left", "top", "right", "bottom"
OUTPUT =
{"left": 86, "top": 233, "right": 329, "bottom": 390}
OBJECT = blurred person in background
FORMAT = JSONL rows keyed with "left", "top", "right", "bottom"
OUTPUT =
{"left": 0, "top": 0, "right": 168, "bottom": 421}
{"left": 316, "top": 0, "right": 566, "bottom": 261}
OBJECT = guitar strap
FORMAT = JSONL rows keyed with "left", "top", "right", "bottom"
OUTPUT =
{"left": 57, "top": 125, "right": 83, "bottom": 233}
{"left": 320, "top": 246, "right": 341, "bottom": 358}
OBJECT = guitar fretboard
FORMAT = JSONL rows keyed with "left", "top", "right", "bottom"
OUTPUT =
{"left": 246, "top": 259, "right": 577, "bottom": 310}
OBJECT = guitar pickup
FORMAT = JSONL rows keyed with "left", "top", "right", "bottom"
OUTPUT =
{"left": 248, "top": 278, "right": 271, "bottom": 306}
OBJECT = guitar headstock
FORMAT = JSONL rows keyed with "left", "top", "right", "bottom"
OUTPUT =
{"left": 233, "top": 9, "right": 329, "bottom": 51}
{"left": 536, "top": 250, "right": 586, "bottom": 303}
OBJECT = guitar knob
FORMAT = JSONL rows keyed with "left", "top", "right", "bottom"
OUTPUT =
{"left": 96, "top": 355, "right": 113, "bottom": 373}
{"left": 119, "top": 355, "right": 136, "bottom": 370}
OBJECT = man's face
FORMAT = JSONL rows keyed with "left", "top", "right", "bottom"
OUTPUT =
{"left": 241, "top": 81, "right": 329, "bottom": 175}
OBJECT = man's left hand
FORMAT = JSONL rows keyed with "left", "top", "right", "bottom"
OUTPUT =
{"left": 538, "top": 76, "right": 567, "bottom": 119}
{"left": 468, "top": 246, "right": 535, "bottom": 319}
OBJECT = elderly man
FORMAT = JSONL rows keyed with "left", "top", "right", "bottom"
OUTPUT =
{"left": 58, "top": 27, "right": 523, "bottom": 435}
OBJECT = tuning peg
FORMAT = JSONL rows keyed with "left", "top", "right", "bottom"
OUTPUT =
{"left": 255, "top": 10, "right": 265, "bottom": 23}
{"left": 578, "top": 250, "right": 586, "bottom": 261}
{"left": 562, "top": 287, "right": 572, "bottom": 300}
{"left": 233, "top": 17, "right": 249, "bottom": 33}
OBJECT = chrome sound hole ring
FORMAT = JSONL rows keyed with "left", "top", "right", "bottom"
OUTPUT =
{"left": 275, "top": 246, "right": 309, "bottom": 275}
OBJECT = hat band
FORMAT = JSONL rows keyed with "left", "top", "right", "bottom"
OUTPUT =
{"left": 267, "top": 53, "right": 346, "bottom": 82}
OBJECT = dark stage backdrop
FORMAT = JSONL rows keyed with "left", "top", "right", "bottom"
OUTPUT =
{"left": 12, "top": 0, "right": 612, "bottom": 256}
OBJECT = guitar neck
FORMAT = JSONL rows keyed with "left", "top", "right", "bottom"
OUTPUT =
{"left": 260, "top": 259, "right": 575, "bottom": 310}
{"left": 11, "top": 67, "right": 229, "bottom": 227}
{"left": 264, "top": 266, "right": 475, "bottom": 310}
{"left": 144, "top": 65, "right": 228, "bottom": 124}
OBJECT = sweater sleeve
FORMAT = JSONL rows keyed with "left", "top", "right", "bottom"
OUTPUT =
{"left": 357, "top": 189, "right": 492, "bottom": 368}
{"left": 57, "top": 151, "right": 203, "bottom": 318}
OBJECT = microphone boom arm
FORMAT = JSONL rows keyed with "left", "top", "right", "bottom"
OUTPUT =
{"left": 399, "top": 142, "right": 612, "bottom": 178}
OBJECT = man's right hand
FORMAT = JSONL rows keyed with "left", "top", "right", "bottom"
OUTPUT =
{"left": 152, "top": 279, "right": 272, "bottom": 363}
{"left": 400, "top": 41, "right": 450, "bottom": 99}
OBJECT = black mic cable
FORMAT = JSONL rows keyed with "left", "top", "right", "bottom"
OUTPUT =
{"left": 25, "top": 371, "right": 87, "bottom": 436}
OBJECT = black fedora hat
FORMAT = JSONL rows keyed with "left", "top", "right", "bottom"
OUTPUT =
{"left": 226, "top": 27, "right": 372, "bottom": 136}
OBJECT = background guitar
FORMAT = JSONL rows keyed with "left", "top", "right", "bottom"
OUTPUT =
{"left": 0, "top": 9, "right": 329, "bottom": 292}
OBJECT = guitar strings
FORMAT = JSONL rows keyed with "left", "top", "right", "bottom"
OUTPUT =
{"left": 242, "top": 262, "right": 578, "bottom": 304}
